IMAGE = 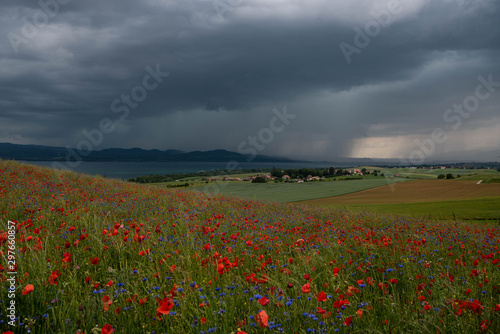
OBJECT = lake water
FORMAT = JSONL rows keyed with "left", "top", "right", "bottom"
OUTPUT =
{"left": 21, "top": 161, "right": 346, "bottom": 179}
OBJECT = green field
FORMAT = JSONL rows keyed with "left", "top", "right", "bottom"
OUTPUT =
{"left": 191, "top": 178, "right": 409, "bottom": 202}
{"left": 315, "top": 196, "right": 500, "bottom": 221}
{"left": 364, "top": 166, "right": 500, "bottom": 181}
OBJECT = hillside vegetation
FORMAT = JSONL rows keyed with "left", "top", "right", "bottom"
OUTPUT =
{"left": 0, "top": 160, "right": 499, "bottom": 333}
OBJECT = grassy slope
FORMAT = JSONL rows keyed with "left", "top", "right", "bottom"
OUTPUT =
{"left": 2, "top": 160, "right": 500, "bottom": 333}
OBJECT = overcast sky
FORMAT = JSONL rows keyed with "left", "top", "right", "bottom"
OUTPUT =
{"left": 1, "top": 0, "right": 499, "bottom": 162}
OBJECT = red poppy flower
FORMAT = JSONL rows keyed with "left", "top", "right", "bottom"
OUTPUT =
{"left": 48, "top": 270, "right": 61, "bottom": 285}
{"left": 201, "top": 317, "right": 207, "bottom": 324}
{"left": 0, "top": 232, "right": 7, "bottom": 245}
{"left": 22, "top": 284, "right": 34, "bottom": 295}
{"left": 333, "top": 299, "right": 349, "bottom": 308}
{"left": 333, "top": 267, "right": 340, "bottom": 277}
{"left": 62, "top": 252, "right": 71, "bottom": 263}
{"left": 90, "top": 257, "right": 99, "bottom": 265}
{"left": 344, "top": 316, "right": 352, "bottom": 326}
{"left": 101, "top": 324, "right": 114, "bottom": 334}
{"left": 480, "top": 320, "right": 491, "bottom": 332}
{"left": 258, "top": 297, "right": 269, "bottom": 306}
{"left": 256, "top": 310, "right": 269, "bottom": 328}
{"left": 356, "top": 309, "right": 363, "bottom": 319}
{"left": 301, "top": 283, "right": 311, "bottom": 293}
{"left": 217, "top": 263, "right": 225, "bottom": 275}
{"left": 317, "top": 291, "right": 327, "bottom": 302}
{"left": 102, "top": 295, "right": 112, "bottom": 311}
{"left": 156, "top": 297, "right": 174, "bottom": 315}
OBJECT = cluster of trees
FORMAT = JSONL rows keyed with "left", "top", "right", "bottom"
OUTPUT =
{"left": 166, "top": 183, "right": 190, "bottom": 188}
{"left": 129, "top": 174, "right": 175, "bottom": 183}
{"left": 437, "top": 174, "right": 458, "bottom": 179}
{"left": 251, "top": 176, "right": 267, "bottom": 183}
{"left": 270, "top": 167, "right": 382, "bottom": 180}
{"left": 271, "top": 167, "right": 350, "bottom": 179}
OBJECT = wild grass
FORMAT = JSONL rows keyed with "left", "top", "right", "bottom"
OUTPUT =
{"left": 0, "top": 160, "right": 499, "bottom": 334}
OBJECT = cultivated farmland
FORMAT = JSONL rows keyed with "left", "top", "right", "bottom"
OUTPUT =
{"left": 191, "top": 178, "right": 409, "bottom": 202}
{"left": 302, "top": 180, "right": 500, "bottom": 220}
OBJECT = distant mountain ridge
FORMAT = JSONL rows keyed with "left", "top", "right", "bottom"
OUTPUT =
{"left": 0, "top": 142, "right": 298, "bottom": 163}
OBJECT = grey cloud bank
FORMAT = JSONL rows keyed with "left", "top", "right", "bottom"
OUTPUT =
{"left": 1, "top": 0, "right": 499, "bottom": 162}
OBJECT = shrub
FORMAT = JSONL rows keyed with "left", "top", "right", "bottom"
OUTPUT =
{"left": 252, "top": 176, "right": 267, "bottom": 183}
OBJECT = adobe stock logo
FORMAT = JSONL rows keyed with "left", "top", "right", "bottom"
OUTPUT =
{"left": 237, "top": 106, "right": 296, "bottom": 161}
{"left": 213, "top": 0, "right": 244, "bottom": 19}
{"left": 399, "top": 74, "right": 500, "bottom": 166}
{"left": 51, "top": 65, "right": 169, "bottom": 171}
{"left": 203, "top": 106, "right": 296, "bottom": 196}
{"left": 7, "top": 0, "right": 72, "bottom": 54}
{"left": 339, "top": 0, "right": 403, "bottom": 64}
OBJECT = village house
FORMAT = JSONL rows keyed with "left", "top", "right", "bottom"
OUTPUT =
{"left": 353, "top": 168, "right": 363, "bottom": 175}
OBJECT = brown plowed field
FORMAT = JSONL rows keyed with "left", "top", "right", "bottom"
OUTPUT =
{"left": 302, "top": 180, "right": 500, "bottom": 205}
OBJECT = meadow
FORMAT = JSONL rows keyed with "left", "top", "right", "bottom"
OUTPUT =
{"left": 0, "top": 160, "right": 499, "bottom": 334}
{"left": 190, "top": 178, "right": 409, "bottom": 202}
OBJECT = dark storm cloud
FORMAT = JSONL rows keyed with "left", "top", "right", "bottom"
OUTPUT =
{"left": 1, "top": 0, "right": 499, "bottom": 160}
